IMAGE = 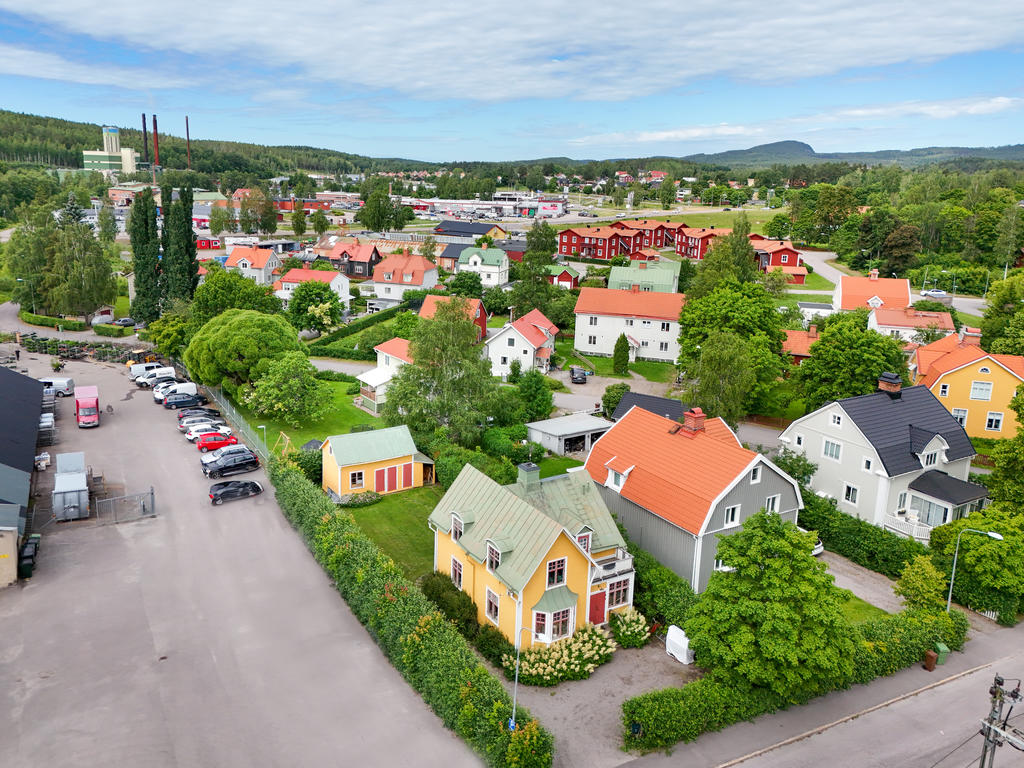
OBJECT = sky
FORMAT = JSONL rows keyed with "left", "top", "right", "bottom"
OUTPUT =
{"left": 1, "top": 1, "right": 1023, "bottom": 163}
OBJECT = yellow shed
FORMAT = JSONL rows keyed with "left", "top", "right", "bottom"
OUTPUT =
{"left": 321, "top": 425, "right": 434, "bottom": 499}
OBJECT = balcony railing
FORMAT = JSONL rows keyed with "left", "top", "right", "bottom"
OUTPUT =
{"left": 359, "top": 387, "right": 376, "bottom": 401}
{"left": 883, "top": 513, "right": 932, "bottom": 543}
{"left": 593, "top": 549, "right": 634, "bottom": 583}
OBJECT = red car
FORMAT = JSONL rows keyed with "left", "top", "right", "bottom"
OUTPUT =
{"left": 197, "top": 433, "right": 239, "bottom": 453}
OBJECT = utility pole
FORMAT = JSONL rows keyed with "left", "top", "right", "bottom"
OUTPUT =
{"left": 979, "top": 674, "right": 1023, "bottom": 767}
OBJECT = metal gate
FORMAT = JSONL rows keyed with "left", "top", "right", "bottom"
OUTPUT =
{"left": 93, "top": 487, "right": 156, "bottom": 525}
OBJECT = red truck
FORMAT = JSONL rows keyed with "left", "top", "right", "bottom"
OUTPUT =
{"left": 74, "top": 385, "right": 100, "bottom": 428}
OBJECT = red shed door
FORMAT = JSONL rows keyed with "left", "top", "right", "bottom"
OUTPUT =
{"left": 386, "top": 465, "right": 397, "bottom": 491}
{"left": 589, "top": 591, "right": 606, "bottom": 625}
{"left": 402, "top": 462, "right": 413, "bottom": 488}
{"left": 374, "top": 468, "right": 386, "bottom": 492}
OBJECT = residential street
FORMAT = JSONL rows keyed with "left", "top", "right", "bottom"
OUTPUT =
{"left": 0, "top": 301, "right": 145, "bottom": 344}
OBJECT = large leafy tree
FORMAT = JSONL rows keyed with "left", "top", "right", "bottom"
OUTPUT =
{"left": 687, "top": 213, "right": 758, "bottom": 298}
{"left": 613, "top": 333, "right": 630, "bottom": 374}
{"left": 7, "top": 203, "right": 57, "bottom": 314}
{"left": 449, "top": 270, "right": 483, "bottom": 298}
{"left": 241, "top": 351, "right": 332, "bottom": 428}
{"left": 381, "top": 296, "right": 498, "bottom": 446}
{"left": 517, "top": 369, "right": 553, "bottom": 422}
{"left": 161, "top": 187, "right": 198, "bottom": 302}
{"left": 356, "top": 191, "right": 397, "bottom": 232}
{"left": 988, "top": 386, "right": 1024, "bottom": 506}
{"left": 794, "top": 311, "right": 908, "bottom": 412}
{"left": 127, "top": 188, "right": 162, "bottom": 323}
{"left": 287, "top": 280, "right": 342, "bottom": 333}
{"left": 981, "top": 274, "right": 1024, "bottom": 349}
{"left": 190, "top": 268, "right": 282, "bottom": 326}
{"left": 47, "top": 223, "right": 116, "bottom": 323}
{"left": 683, "top": 330, "right": 755, "bottom": 428}
{"left": 658, "top": 177, "right": 676, "bottom": 209}
{"left": 510, "top": 219, "right": 557, "bottom": 315}
{"left": 208, "top": 206, "right": 235, "bottom": 237}
{"left": 238, "top": 190, "right": 260, "bottom": 234}
{"left": 685, "top": 512, "right": 855, "bottom": 704}
{"left": 97, "top": 202, "right": 117, "bottom": 244}
{"left": 290, "top": 205, "right": 307, "bottom": 236}
{"left": 309, "top": 208, "right": 329, "bottom": 237}
{"left": 183, "top": 309, "right": 302, "bottom": 390}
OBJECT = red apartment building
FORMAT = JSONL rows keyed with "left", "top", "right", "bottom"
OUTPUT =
{"left": 558, "top": 226, "right": 644, "bottom": 260}
{"left": 675, "top": 227, "right": 732, "bottom": 259}
{"left": 609, "top": 219, "right": 687, "bottom": 249}
{"left": 749, "top": 235, "right": 806, "bottom": 284}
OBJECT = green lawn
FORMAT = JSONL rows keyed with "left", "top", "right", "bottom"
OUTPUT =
{"left": 350, "top": 486, "right": 443, "bottom": 580}
{"left": 233, "top": 381, "right": 377, "bottom": 450}
{"left": 774, "top": 293, "right": 834, "bottom": 311}
{"left": 958, "top": 310, "right": 985, "bottom": 326}
{"left": 537, "top": 456, "right": 584, "bottom": 478}
{"left": 113, "top": 295, "right": 130, "bottom": 318}
{"left": 629, "top": 359, "right": 677, "bottom": 383}
{"left": 555, "top": 338, "right": 676, "bottom": 383}
{"left": 800, "top": 272, "right": 835, "bottom": 292}
{"left": 837, "top": 589, "right": 888, "bottom": 624}
{"left": 487, "top": 314, "right": 509, "bottom": 328}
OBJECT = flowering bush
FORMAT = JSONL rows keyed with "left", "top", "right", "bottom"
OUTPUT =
{"left": 502, "top": 623, "right": 616, "bottom": 686}
{"left": 609, "top": 607, "right": 650, "bottom": 648}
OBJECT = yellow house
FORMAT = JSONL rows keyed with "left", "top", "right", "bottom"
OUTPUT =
{"left": 915, "top": 338, "right": 1024, "bottom": 439}
{"left": 321, "top": 425, "right": 434, "bottom": 499}
{"left": 428, "top": 462, "right": 634, "bottom": 649}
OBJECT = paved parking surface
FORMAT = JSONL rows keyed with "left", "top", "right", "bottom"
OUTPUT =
{"left": 0, "top": 354, "right": 478, "bottom": 768}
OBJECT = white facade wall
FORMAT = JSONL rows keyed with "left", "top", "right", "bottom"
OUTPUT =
{"left": 275, "top": 274, "right": 351, "bottom": 311}
{"left": 372, "top": 268, "right": 439, "bottom": 302}
{"left": 573, "top": 313, "right": 679, "bottom": 363}
{"left": 485, "top": 326, "right": 553, "bottom": 379}
{"left": 458, "top": 254, "right": 509, "bottom": 287}
{"left": 866, "top": 313, "right": 953, "bottom": 343}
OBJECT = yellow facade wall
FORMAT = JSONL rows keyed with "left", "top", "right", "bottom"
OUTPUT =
{"left": 321, "top": 449, "right": 425, "bottom": 496}
{"left": 519, "top": 533, "right": 591, "bottom": 648}
{"left": 0, "top": 530, "right": 16, "bottom": 588}
{"left": 929, "top": 361, "right": 1023, "bottom": 438}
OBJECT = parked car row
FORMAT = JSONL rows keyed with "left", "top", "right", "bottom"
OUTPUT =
{"left": 167, "top": 405, "right": 263, "bottom": 502}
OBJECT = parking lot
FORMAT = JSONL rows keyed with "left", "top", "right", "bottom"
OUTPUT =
{"left": 0, "top": 351, "right": 478, "bottom": 768}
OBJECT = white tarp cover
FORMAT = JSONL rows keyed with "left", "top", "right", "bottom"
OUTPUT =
{"left": 666, "top": 624, "right": 694, "bottom": 665}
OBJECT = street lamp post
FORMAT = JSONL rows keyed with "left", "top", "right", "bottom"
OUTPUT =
{"left": 257, "top": 424, "right": 267, "bottom": 449}
{"left": 509, "top": 626, "right": 532, "bottom": 732}
{"left": 947, "top": 528, "right": 1004, "bottom": 612}
{"left": 15, "top": 277, "right": 37, "bottom": 315}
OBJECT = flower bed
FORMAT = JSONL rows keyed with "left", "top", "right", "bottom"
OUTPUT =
{"left": 609, "top": 607, "right": 650, "bottom": 648}
{"left": 501, "top": 624, "right": 616, "bottom": 686}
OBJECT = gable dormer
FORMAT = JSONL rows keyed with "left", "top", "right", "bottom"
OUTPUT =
{"left": 866, "top": 295, "right": 884, "bottom": 308}
{"left": 602, "top": 456, "right": 634, "bottom": 493}
{"left": 915, "top": 433, "right": 950, "bottom": 469}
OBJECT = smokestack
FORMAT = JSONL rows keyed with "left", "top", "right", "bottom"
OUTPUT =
{"left": 185, "top": 116, "right": 192, "bottom": 170}
{"left": 152, "top": 114, "right": 160, "bottom": 167}
{"left": 141, "top": 114, "right": 149, "bottom": 164}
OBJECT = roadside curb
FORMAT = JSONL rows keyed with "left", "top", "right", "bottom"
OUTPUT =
{"left": 717, "top": 661, "right": 993, "bottom": 767}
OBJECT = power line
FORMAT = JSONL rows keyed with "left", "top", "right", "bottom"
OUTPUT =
{"left": 927, "top": 732, "right": 982, "bottom": 768}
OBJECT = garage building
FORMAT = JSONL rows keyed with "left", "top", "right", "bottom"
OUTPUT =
{"left": 526, "top": 413, "right": 614, "bottom": 456}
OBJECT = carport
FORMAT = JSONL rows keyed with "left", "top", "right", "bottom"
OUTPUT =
{"left": 526, "top": 413, "right": 614, "bottom": 456}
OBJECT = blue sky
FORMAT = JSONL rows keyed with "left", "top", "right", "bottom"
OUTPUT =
{"left": 1, "top": 1, "right": 1023, "bottom": 163}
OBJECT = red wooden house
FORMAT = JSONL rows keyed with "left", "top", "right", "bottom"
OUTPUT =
{"left": 675, "top": 227, "right": 731, "bottom": 259}
{"left": 558, "top": 226, "right": 643, "bottom": 260}
{"left": 418, "top": 294, "right": 487, "bottom": 341}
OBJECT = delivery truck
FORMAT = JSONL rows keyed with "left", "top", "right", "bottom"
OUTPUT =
{"left": 74, "top": 385, "right": 100, "bottom": 428}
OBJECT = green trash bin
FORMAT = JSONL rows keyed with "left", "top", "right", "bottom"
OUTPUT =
{"left": 934, "top": 642, "right": 950, "bottom": 665}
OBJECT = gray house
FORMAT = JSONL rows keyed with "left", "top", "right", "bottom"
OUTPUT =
{"left": 584, "top": 405, "right": 803, "bottom": 593}
{"left": 779, "top": 373, "right": 988, "bottom": 542}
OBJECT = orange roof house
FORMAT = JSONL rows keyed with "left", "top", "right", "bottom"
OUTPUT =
{"left": 484, "top": 308, "right": 558, "bottom": 379}
{"left": 223, "top": 246, "right": 281, "bottom": 286}
{"left": 573, "top": 287, "right": 686, "bottom": 363}
{"left": 868, "top": 307, "right": 955, "bottom": 342}
{"left": 783, "top": 325, "right": 819, "bottom": 365}
{"left": 418, "top": 295, "right": 487, "bottom": 341}
{"left": 912, "top": 328, "right": 982, "bottom": 381}
{"left": 584, "top": 406, "right": 803, "bottom": 592}
{"left": 834, "top": 270, "right": 912, "bottom": 312}
{"left": 675, "top": 227, "right": 732, "bottom": 259}
{"left": 573, "top": 287, "right": 685, "bottom": 321}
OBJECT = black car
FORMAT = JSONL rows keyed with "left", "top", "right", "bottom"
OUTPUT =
{"left": 164, "top": 392, "right": 209, "bottom": 409}
{"left": 203, "top": 450, "right": 260, "bottom": 479}
{"left": 209, "top": 480, "right": 263, "bottom": 505}
{"left": 177, "top": 407, "right": 221, "bottom": 421}
{"left": 569, "top": 366, "right": 587, "bottom": 384}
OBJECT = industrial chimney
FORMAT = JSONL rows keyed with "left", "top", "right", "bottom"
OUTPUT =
{"left": 152, "top": 114, "right": 160, "bottom": 167}
{"left": 185, "top": 116, "right": 192, "bottom": 170}
{"left": 141, "top": 113, "right": 149, "bottom": 164}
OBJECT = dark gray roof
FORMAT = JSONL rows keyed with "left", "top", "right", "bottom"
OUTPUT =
{"left": 492, "top": 239, "right": 527, "bottom": 253}
{"left": 908, "top": 471, "right": 988, "bottom": 506}
{"left": 612, "top": 392, "right": 688, "bottom": 422}
{"left": 0, "top": 367, "right": 43, "bottom": 474}
{"left": 838, "top": 385, "right": 975, "bottom": 477}
{"left": 300, "top": 439, "right": 323, "bottom": 452}
{"left": 434, "top": 221, "right": 497, "bottom": 237}
{"left": 798, "top": 302, "right": 833, "bottom": 309}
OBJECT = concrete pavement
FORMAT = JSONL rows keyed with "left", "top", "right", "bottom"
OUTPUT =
{"left": 797, "top": 249, "right": 845, "bottom": 286}
{"left": 308, "top": 356, "right": 374, "bottom": 376}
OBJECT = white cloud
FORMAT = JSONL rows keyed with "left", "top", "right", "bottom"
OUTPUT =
{"left": 571, "top": 123, "right": 763, "bottom": 145}
{"left": 0, "top": 43, "right": 188, "bottom": 89}
{"left": 1, "top": 0, "right": 1023, "bottom": 101}
{"left": 826, "top": 96, "right": 1023, "bottom": 120}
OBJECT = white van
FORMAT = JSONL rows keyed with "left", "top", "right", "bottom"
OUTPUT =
{"left": 152, "top": 381, "right": 197, "bottom": 402}
{"left": 38, "top": 376, "right": 75, "bottom": 396}
{"left": 136, "top": 367, "right": 175, "bottom": 387}
{"left": 129, "top": 362, "right": 162, "bottom": 378}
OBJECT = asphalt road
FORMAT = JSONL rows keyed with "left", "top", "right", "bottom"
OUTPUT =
{"left": 0, "top": 301, "right": 147, "bottom": 345}
{"left": 0, "top": 353, "right": 479, "bottom": 768}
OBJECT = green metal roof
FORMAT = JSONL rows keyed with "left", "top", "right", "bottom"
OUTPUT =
{"left": 322, "top": 425, "right": 418, "bottom": 467}
{"left": 532, "top": 585, "right": 578, "bottom": 613}
{"left": 607, "top": 264, "right": 678, "bottom": 293}
{"left": 457, "top": 246, "right": 507, "bottom": 267}
{"left": 547, "top": 264, "right": 579, "bottom": 278}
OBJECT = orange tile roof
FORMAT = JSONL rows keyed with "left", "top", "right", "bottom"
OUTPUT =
{"left": 373, "top": 337, "right": 413, "bottom": 364}
{"left": 279, "top": 268, "right": 340, "bottom": 285}
{"left": 914, "top": 333, "right": 979, "bottom": 379}
{"left": 584, "top": 407, "right": 755, "bottom": 535}
{"left": 574, "top": 287, "right": 685, "bottom": 321}
{"left": 919, "top": 345, "right": 1024, "bottom": 388}
{"left": 225, "top": 246, "right": 276, "bottom": 270}
{"left": 630, "top": 248, "right": 662, "bottom": 260}
{"left": 783, "top": 328, "right": 818, "bottom": 358}
{"left": 510, "top": 308, "right": 558, "bottom": 348}
{"left": 872, "top": 307, "right": 954, "bottom": 331}
{"left": 838, "top": 275, "right": 912, "bottom": 311}
{"left": 752, "top": 239, "right": 798, "bottom": 254}
{"left": 373, "top": 252, "right": 437, "bottom": 286}
{"left": 327, "top": 240, "right": 380, "bottom": 263}
{"left": 418, "top": 294, "right": 484, "bottom": 321}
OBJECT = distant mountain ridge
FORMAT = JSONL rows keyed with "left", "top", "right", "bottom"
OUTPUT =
{"left": 680, "top": 140, "right": 1024, "bottom": 168}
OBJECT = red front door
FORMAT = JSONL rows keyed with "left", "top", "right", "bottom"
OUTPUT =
{"left": 374, "top": 468, "right": 386, "bottom": 492}
{"left": 386, "top": 465, "right": 397, "bottom": 491}
{"left": 589, "top": 591, "right": 606, "bottom": 624}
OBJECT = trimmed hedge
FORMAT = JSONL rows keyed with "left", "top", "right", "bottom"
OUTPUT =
{"left": 268, "top": 459, "right": 553, "bottom": 766}
{"left": 308, "top": 343, "right": 377, "bottom": 361}
{"left": 313, "top": 369, "right": 357, "bottom": 382}
{"left": 797, "top": 492, "right": 927, "bottom": 579}
{"left": 629, "top": 546, "right": 697, "bottom": 629}
{"left": 94, "top": 323, "right": 134, "bottom": 337}
{"left": 622, "top": 609, "right": 970, "bottom": 750}
{"left": 309, "top": 302, "right": 408, "bottom": 349}
{"left": 419, "top": 571, "right": 517, "bottom": 668}
{"left": 18, "top": 310, "right": 87, "bottom": 331}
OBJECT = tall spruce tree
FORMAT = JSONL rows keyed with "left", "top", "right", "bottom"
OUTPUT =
{"left": 128, "top": 188, "right": 162, "bottom": 322}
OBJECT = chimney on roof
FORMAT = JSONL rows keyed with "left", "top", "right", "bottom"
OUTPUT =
{"left": 517, "top": 462, "right": 540, "bottom": 491}
{"left": 682, "top": 407, "right": 706, "bottom": 432}
{"left": 404, "top": 247, "right": 411, "bottom": 256}
{"left": 709, "top": 225, "right": 715, "bottom": 230}
{"left": 481, "top": 241, "right": 488, "bottom": 249}
{"left": 630, "top": 284, "right": 640, "bottom": 293}
{"left": 354, "top": 237, "right": 360, "bottom": 245}
{"left": 877, "top": 372, "right": 902, "bottom": 398}
{"left": 869, "top": 268, "right": 879, "bottom": 281}
{"left": 808, "top": 324, "right": 818, "bottom": 339}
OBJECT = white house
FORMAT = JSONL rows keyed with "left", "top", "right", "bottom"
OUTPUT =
{"left": 484, "top": 309, "right": 558, "bottom": 380}
{"left": 273, "top": 268, "right": 351, "bottom": 312}
{"left": 573, "top": 287, "right": 685, "bottom": 363}
{"left": 778, "top": 373, "right": 987, "bottom": 543}
{"left": 362, "top": 251, "right": 439, "bottom": 312}
{"left": 867, "top": 307, "right": 955, "bottom": 343}
{"left": 224, "top": 245, "right": 281, "bottom": 286}
{"left": 455, "top": 245, "right": 509, "bottom": 287}
{"left": 356, "top": 338, "right": 412, "bottom": 415}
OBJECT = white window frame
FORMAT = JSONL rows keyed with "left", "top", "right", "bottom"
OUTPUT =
{"left": 750, "top": 466, "right": 761, "bottom": 485}
{"left": 659, "top": 341, "right": 669, "bottom": 352}
{"left": 587, "top": 335, "right": 596, "bottom": 345}
{"left": 970, "top": 380, "right": 993, "bottom": 401}
{"left": 485, "top": 588, "right": 500, "bottom": 625}
{"left": 507, "top": 337, "right": 515, "bottom": 347}
{"left": 823, "top": 439, "right": 842, "bottom": 462}
{"left": 724, "top": 504, "right": 740, "bottom": 527}
{"left": 607, "top": 578, "right": 630, "bottom": 608}
{"left": 764, "top": 494, "right": 780, "bottom": 513}
{"left": 795, "top": 433, "right": 804, "bottom": 448}
{"left": 350, "top": 470, "right": 364, "bottom": 489}
{"left": 661, "top": 322, "right": 670, "bottom": 332}
{"left": 843, "top": 483, "right": 859, "bottom": 506}
{"left": 986, "top": 412, "right": 1004, "bottom": 432}
{"left": 952, "top": 407, "right": 968, "bottom": 426}
{"left": 546, "top": 557, "right": 567, "bottom": 589}
{"left": 576, "top": 532, "right": 591, "bottom": 552}
{"left": 713, "top": 558, "right": 735, "bottom": 573}
{"left": 451, "top": 514, "right": 463, "bottom": 542}
{"left": 589, "top": 315, "right": 598, "bottom": 326}
{"left": 923, "top": 452, "right": 938, "bottom": 467}
{"left": 625, "top": 318, "right": 634, "bottom": 326}
{"left": 862, "top": 457, "right": 873, "bottom": 472}
{"left": 897, "top": 491, "right": 907, "bottom": 510}
{"left": 831, "top": 413, "right": 842, "bottom": 427}
{"left": 939, "top": 383, "right": 949, "bottom": 397}
{"left": 450, "top": 557, "right": 463, "bottom": 589}
{"left": 486, "top": 543, "right": 500, "bottom": 572}
{"left": 550, "top": 607, "right": 572, "bottom": 640}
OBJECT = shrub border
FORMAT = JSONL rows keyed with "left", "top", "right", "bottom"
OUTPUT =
{"left": 18, "top": 310, "right": 87, "bottom": 331}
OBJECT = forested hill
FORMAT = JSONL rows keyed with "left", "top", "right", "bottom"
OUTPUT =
{"left": 682, "top": 140, "right": 1024, "bottom": 168}
{"left": 0, "top": 110, "right": 434, "bottom": 176}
